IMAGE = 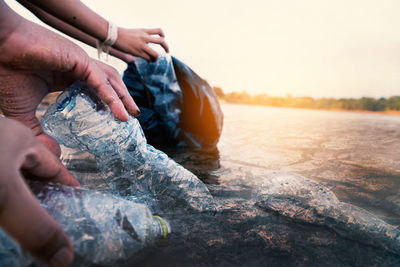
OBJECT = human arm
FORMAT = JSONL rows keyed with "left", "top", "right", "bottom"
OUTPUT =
{"left": 19, "top": 0, "right": 169, "bottom": 62}
{"left": 0, "top": 117, "right": 79, "bottom": 266}
{"left": 0, "top": 1, "right": 139, "bottom": 153}
{"left": 17, "top": 0, "right": 134, "bottom": 63}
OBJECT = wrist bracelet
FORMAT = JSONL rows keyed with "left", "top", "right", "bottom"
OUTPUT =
{"left": 97, "top": 21, "right": 118, "bottom": 60}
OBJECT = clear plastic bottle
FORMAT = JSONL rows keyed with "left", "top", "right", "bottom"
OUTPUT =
{"left": 41, "top": 82, "right": 216, "bottom": 212}
{"left": 0, "top": 181, "right": 171, "bottom": 266}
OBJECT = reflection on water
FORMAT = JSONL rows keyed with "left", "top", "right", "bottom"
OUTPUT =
{"left": 151, "top": 104, "right": 400, "bottom": 266}
{"left": 216, "top": 104, "right": 400, "bottom": 226}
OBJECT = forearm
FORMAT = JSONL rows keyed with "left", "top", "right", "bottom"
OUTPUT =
{"left": 21, "top": 0, "right": 109, "bottom": 42}
{"left": 17, "top": 0, "right": 132, "bottom": 62}
{"left": 13, "top": 0, "right": 167, "bottom": 62}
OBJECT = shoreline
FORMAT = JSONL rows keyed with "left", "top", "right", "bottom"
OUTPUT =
{"left": 219, "top": 100, "right": 400, "bottom": 116}
{"left": 325, "top": 108, "right": 400, "bottom": 116}
{"left": 2, "top": 96, "right": 400, "bottom": 118}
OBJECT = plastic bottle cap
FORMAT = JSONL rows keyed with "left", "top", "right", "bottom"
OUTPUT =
{"left": 153, "top": 216, "right": 169, "bottom": 239}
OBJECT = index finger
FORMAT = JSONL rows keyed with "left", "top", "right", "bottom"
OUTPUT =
{"left": 145, "top": 28, "right": 165, "bottom": 37}
{"left": 147, "top": 36, "right": 169, "bottom": 53}
{"left": 83, "top": 61, "right": 130, "bottom": 122}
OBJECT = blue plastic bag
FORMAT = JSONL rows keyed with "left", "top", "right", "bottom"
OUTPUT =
{"left": 123, "top": 55, "right": 223, "bottom": 149}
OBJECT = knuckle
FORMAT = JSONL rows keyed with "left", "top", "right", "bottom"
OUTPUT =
{"left": 22, "top": 146, "right": 41, "bottom": 170}
{"left": 108, "top": 66, "right": 119, "bottom": 77}
{"left": 118, "top": 93, "right": 126, "bottom": 101}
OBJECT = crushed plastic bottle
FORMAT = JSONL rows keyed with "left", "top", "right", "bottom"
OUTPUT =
{"left": 0, "top": 181, "right": 170, "bottom": 266}
{"left": 254, "top": 172, "right": 400, "bottom": 256}
{"left": 41, "top": 82, "right": 216, "bottom": 212}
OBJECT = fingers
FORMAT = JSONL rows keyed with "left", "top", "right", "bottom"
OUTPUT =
{"left": 21, "top": 140, "right": 80, "bottom": 187}
{"left": 0, "top": 117, "right": 75, "bottom": 266}
{"left": 138, "top": 51, "right": 152, "bottom": 62}
{"left": 95, "top": 82, "right": 130, "bottom": 121}
{"left": 145, "top": 28, "right": 165, "bottom": 37}
{"left": 93, "top": 60, "right": 140, "bottom": 117}
{"left": 142, "top": 45, "right": 159, "bottom": 62}
{"left": 71, "top": 55, "right": 139, "bottom": 121}
{"left": 36, "top": 133, "right": 62, "bottom": 158}
{"left": 117, "top": 28, "right": 169, "bottom": 61}
{"left": 109, "top": 48, "right": 135, "bottom": 63}
{"left": 144, "top": 29, "right": 169, "bottom": 53}
{"left": 108, "top": 76, "right": 140, "bottom": 116}
{"left": 147, "top": 35, "right": 169, "bottom": 54}
{"left": 0, "top": 173, "right": 74, "bottom": 266}
{"left": 0, "top": 117, "right": 79, "bottom": 187}
{"left": 82, "top": 61, "right": 130, "bottom": 121}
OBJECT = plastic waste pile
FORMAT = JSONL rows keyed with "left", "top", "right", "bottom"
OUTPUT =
{"left": 0, "top": 82, "right": 217, "bottom": 266}
{"left": 123, "top": 54, "right": 223, "bottom": 148}
{"left": 0, "top": 181, "right": 170, "bottom": 266}
{"left": 41, "top": 82, "right": 216, "bottom": 213}
{"left": 0, "top": 82, "right": 218, "bottom": 266}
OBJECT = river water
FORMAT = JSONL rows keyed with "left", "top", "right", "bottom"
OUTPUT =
{"left": 38, "top": 100, "right": 400, "bottom": 267}
{"left": 140, "top": 103, "right": 400, "bottom": 267}
{"left": 216, "top": 104, "right": 400, "bottom": 226}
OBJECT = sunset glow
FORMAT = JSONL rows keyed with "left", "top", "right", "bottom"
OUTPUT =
{"left": 7, "top": 0, "right": 400, "bottom": 98}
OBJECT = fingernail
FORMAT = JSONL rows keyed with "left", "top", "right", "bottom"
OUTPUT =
{"left": 49, "top": 247, "right": 73, "bottom": 267}
{"left": 136, "top": 109, "right": 141, "bottom": 117}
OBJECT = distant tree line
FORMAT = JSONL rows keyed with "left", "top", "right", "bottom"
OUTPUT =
{"left": 213, "top": 87, "right": 400, "bottom": 112}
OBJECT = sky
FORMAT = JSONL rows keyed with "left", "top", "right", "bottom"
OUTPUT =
{"left": 6, "top": 0, "right": 400, "bottom": 98}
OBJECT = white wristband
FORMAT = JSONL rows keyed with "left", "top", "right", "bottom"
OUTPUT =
{"left": 103, "top": 21, "right": 118, "bottom": 46}
{"left": 97, "top": 21, "right": 118, "bottom": 61}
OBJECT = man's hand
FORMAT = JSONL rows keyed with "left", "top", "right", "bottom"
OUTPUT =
{"left": 0, "top": 3, "right": 140, "bottom": 154}
{"left": 0, "top": 117, "right": 79, "bottom": 266}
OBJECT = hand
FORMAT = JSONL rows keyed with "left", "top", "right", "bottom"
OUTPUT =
{"left": 0, "top": 117, "right": 79, "bottom": 266}
{"left": 93, "top": 59, "right": 137, "bottom": 109}
{"left": 0, "top": 11, "right": 139, "bottom": 155}
{"left": 116, "top": 28, "right": 169, "bottom": 62}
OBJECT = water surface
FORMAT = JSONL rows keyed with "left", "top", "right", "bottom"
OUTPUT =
{"left": 60, "top": 103, "right": 400, "bottom": 266}
{"left": 214, "top": 104, "right": 400, "bottom": 225}
{"left": 152, "top": 104, "right": 400, "bottom": 266}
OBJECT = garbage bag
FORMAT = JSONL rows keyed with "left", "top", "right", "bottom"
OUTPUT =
{"left": 123, "top": 55, "right": 223, "bottom": 148}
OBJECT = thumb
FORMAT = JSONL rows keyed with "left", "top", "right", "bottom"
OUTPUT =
{"left": 3, "top": 111, "right": 62, "bottom": 157}
{"left": 0, "top": 175, "right": 74, "bottom": 266}
{"left": 36, "top": 133, "right": 62, "bottom": 158}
